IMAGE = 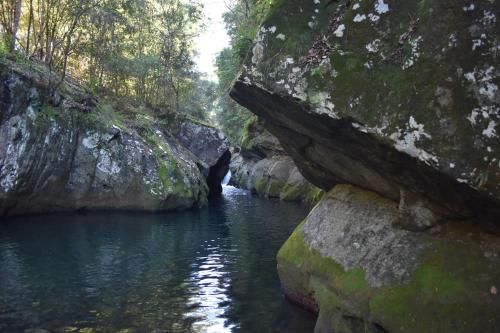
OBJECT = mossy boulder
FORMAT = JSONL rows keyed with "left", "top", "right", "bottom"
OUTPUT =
{"left": 278, "top": 185, "right": 500, "bottom": 332}
{"left": 0, "top": 59, "right": 229, "bottom": 215}
{"left": 230, "top": 153, "right": 322, "bottom": 204}
{"left": 231, "top": 0, "right": 500, "bottom": 220}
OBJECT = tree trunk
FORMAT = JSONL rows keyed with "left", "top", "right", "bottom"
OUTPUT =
{"left": 26, "top": 0, "right": 33, "bottom": 54}
{"left": 11, "top": 0, "right": 22, "bottom": 52}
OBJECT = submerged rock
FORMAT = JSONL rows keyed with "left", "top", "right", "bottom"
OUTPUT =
{"left": 0, "top": 59, "right": 228, "bottom": 216}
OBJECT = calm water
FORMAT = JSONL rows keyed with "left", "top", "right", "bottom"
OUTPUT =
{"left": 0, "top": 186, "right": 315, "bottom": 333}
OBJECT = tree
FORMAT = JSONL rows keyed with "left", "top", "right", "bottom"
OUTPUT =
{"left": 214, "top": 0, "right": 272, "bottom": 143}
{"left": 0, "top": 0, "right": 22, "bottom": 51}
{"left": 0, "top": 0, "right": 212, "bottom": 120}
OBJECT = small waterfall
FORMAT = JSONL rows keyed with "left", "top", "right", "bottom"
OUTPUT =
{"left": 221, "top": 170, "right": 232, "bottom": 186}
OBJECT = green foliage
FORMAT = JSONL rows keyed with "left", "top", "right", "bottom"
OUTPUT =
{"left": 304, "top": 187, "right": 325, "bottom": 207}
{"left": 214, "top": 0, "right": 274, "bottom": 144}
{"left": 0, "top": 40, "right": 9, "bottom": 58}
{"left": 240, "top": 115, "right": 258, "bottom": 149}
{"left": 0, "top": 0, "right": 213, "bottom": 122}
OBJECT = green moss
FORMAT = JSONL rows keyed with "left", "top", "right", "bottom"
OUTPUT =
{"left": 158, "top": 161, "right": 171, "bottom": 189}
{"left": 254, "top": 177, "right": 268, "bottom": 194}
{"left": 240, "top": 115, "right": 259, "bottom": 150}
{"left": 278, "top": 226, "right": 372, "bottom": 318}
{"left": 281, "top": 183, "right": 304, "bottom": 201}
{"left": 277, "top": 220, "right": 307, "bottom": 267}
{"left": 40, "top": 105, "right": 59, "bottom": 119}
{"left": 266, "top": 180, "right": 284, "bottom": 197}
{"left": 304, "top": 187, "right": 324, "bottom": 207}
{"left": 278, "top": 227, "right": 370, "bottom": 294}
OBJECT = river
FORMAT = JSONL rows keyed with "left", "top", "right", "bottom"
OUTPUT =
{"left": 0, "top": 186, "right": 316, "bottom": 333}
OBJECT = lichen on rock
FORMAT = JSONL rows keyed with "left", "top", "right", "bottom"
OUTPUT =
{"left": 0, "top": 58, "right": 228, "bottom": 215}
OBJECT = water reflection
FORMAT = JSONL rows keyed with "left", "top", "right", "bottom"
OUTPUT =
{"left": 185, "top": 242, "right": 234, "bottom": 333}
{"left": 0, "top": 187, "right": 315, "bottom": 332}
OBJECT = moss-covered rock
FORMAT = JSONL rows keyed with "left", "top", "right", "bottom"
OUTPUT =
{"left": 230, "top": 152, "right": 323, "bottom": 204}
{"left": 278, "top": 185, "right": 500, "bottom": 332}
{"left": 231, "top": 0, "right": 500, "bottom": 220}
{"left": 0, "top": 58, "right": 228, "bottom": 215}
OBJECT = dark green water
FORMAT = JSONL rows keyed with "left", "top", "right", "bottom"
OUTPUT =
{"left": 0, "top": 186, "right": 316, "bottom": 333}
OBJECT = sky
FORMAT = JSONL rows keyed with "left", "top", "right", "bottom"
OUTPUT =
{"left": 193, "top": 0, "right": 231, "bottom": 82}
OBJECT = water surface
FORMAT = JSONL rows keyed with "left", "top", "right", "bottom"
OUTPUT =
{"left": 0, "top": 186, "right": 316, "bottom": 333}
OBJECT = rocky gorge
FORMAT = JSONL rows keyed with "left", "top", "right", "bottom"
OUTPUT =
{"left": 0, "top": 59, "right": 230, "bottom": 216}
{"left": 0, "top": 0, "right": 499, "bottom": 331}
{"left": 230, "top": 0, "right": 500, "bottom": 331}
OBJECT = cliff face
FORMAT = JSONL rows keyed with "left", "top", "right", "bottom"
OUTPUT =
{"left": 230, "top": 0, "right": 500, "bottom": 331}
{"left": 0, "top": 59, "right": 230, "bottom": 216}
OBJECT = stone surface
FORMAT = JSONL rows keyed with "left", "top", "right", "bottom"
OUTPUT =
{"left": 278, "top": 184, "right": 500, "bottom": 333}
{"left": 230, "top": 0, "right": 500, "bottom": 221}
{"left": 174, "top": 120, "right": 231, "bottom": 196}
{"left": 176, "top": 120, "right": 230, "bottom": 172}
{"left": 229, "top": 123, "right": 323, "bottom": 204}
{"left": 0, "top": 59, "right": 228, "bottom": 216}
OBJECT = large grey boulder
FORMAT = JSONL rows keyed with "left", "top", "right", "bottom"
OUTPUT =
{"left": 230, "top": 0, "right": 500, "bottom": 222}
{"left": 175, "top": 120, "right": 231, "bottom": 196}
{"left": 278, "top": 184, "right": 500, "bottom": 333}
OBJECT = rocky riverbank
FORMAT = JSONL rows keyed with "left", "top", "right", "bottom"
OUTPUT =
{"left": 0, "top": 59, "right": 230, "bottom": 216}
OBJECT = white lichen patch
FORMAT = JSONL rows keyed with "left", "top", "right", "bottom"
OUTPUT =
{"left": 368, "top": 13, "right": 380, "bottom": 22}
{"left": 391, "top": 117, "right": 438, "bottom": 166}
{"left": 276, "top": 33, "right": 286, "bottom": 40}
{"left": 482, "top": 10, "right": 496, "bottom": 26}
{"left": 97, "top": 150, "right": 121, "bottom": 175}
{"left": 334, "top": 24, "right": 346, "bottom": 37}
{"left": 479, "top": 82, "right": 498, "bottom": 100}
{"left": 293, "top": 77, "right": 308, "bottom": 100}
{"left": 310, "top": 91, "right": 337, "bottom": 118}
{"left": 463, "top": 4, "right": 475, "bottom": 11}
{"left": 353, "top": 14, "right": 366, "bottom": 22}
{"left": 366, "top": 39, "right": 381, "bottom": 53}
{"left": 483, "top": 120, "right": 497, "bottom": 138}
{"left": 375, "top": 0, "right": 389, "bottom": 14}
{"left": 251, "top": 42, "right": 264, "bottom": 64}
{"left": 464, "top": 66, "right": 499, "bottom": 102}
{"left": 448, "top": 34, "right": 458, "bottom": 48}
{"left": 402, "top": 36, "right": 423, "bottom": 70}
{"left": 243, "top": 76, "right": 252, "bottom": 85}
{"left": 26, "top": 106, "right": 37, "bottom": 120}
{"left": 472, "top": 38, "right": 484, "bottom": 51}
{"left": 82, "top": 132, "right": 100, "bottom": 149}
